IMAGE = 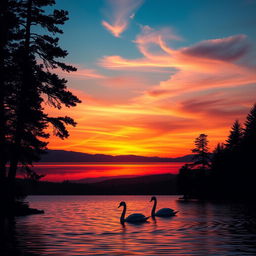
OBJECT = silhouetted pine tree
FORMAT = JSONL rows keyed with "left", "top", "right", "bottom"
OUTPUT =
{"left": 179, "top": 104, "right": 256, "bottom": 201}
{"left": 243, "top": 104, "right": 256, "bottom": 149}
{"left": 240, "top": 104, "right": 256, "bottom": 196}
{"left": 0, "top": 1, "right": 25, "bottom": 209}
{"left": 191, "top": 134, "right": 211, "bottom": 170}
{"left": 211, "top": 143, "right": 225, "bottom": 170}
{"left": 178, "top": 134, "right": 212, "bottom": 199}
{"left": 178, "top": 164, "right": 192, "bottom": 199}
{"left": 7, "top": 1, "right": 80, "bottom": 189}
{"left": 210, "top": 142, "right": 235, "bottom": 198}
{"left": 225, "top": 120, "right": 243, "bottom": 151}
{"left": 0, "top": 0, "right": 20, "bottom": 180}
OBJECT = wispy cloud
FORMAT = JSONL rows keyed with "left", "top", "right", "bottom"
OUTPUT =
{"left": 57, "top": 66, "right": 107, "bottom": 80}
{"left": 99, "top": 26, "right": 255, "bottom": 100}
{"left": 102, "top": 0, "right": 144, "bottom": 37}
{"left": 182, "top": 35, "right": 251, "bottom": 61}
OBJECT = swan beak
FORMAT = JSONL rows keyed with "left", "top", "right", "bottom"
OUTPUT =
{"left": 118, "top": 204, "right": 121, "bottom": 208}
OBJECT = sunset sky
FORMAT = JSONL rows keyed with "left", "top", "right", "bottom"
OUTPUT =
{"left": 46, "top": 0, "right": 256, "bottom": 157}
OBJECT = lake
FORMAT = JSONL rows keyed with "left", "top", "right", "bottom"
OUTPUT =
{"left": 2, "top": 195, "right": 256, "bottom": 255}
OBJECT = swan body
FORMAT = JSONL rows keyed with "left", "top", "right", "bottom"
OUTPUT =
{"left": 125, "top": 213, "right": 148, "bottom": 222}
{"left": 155, "top": 208, "right": 177, "bottom": 217}
{"left": 150, "top": 196, "right": 178, "bottom": 218}
{"left": 118, "top": 201, "right": 149, "bottom": 224}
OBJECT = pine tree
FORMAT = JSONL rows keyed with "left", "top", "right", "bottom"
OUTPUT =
{"left": 241, "top": 104, "right": 256, "bottom": 193}
{"left": 225, "top": 120, "right": 243, "bottom": 151}
{"left": 211, "top": 143, "right": 225, "bottom": 167}
{"left": 191, "top": 134, "right": 211, "bottom": 169}
{"left": 7, "top": 0, "right": 81, "bottom": 182}
{"left": 243, "top": 104, "right": 256, "bottom": 148}
{"left": 0, "top": 0, "right": 20, "bottom": 180}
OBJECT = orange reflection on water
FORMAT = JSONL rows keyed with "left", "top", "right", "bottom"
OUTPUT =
{"left": 30, "top": 162, "right": 185, "bottom": 182}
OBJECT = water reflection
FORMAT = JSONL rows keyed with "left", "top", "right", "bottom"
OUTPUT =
{"left": 1, "top": 217, "right": 46, "bottom": 256}
{"left": 1, "top": 196, "right": 256, "bottom": 255}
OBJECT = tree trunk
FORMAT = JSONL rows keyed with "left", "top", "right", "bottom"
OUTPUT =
{"left": 8, "top": 0, "right": 33, "bottom": 181}
{"left": 0, "top": 0, "right": 9, "bottom": 181}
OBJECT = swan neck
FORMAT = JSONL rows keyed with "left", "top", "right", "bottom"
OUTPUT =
{"left": 120, "top": 204, "right": 126, "bottom": 224}
{"left": 151, "top": 198, "right": 157, "bottom": 216}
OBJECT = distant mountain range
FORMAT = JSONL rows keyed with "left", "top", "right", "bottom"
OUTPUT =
{"left": 40, "top": 150, "right": 193, "bottom": 162}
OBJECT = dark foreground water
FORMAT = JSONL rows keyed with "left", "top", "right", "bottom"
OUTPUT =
{"left": 2, "top": 196, "right": 256, "bottom": 255}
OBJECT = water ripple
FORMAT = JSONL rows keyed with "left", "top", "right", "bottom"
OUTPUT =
{"left": 2, "top": 195, "right": 256, "bottom": 256}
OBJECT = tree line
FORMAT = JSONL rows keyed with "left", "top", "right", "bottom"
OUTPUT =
{"left": 178, "top": 103, "right": 256, "bottom": 201}
{"left": 0, "top": 0, "right": 80, "bottom": 214}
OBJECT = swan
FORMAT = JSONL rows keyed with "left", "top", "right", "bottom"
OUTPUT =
{"left": 118, "top": 201, "right": 149, "bottom": 224}
{"left": 150, "top": 196, "right": 178, "bottom": 218}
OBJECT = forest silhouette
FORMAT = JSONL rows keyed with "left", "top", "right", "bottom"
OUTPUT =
{"left": 0, "top": 0, "right": 80, "bottom": 216}
{"left": 178, "top": 103, "right": 256, "bottom": 201}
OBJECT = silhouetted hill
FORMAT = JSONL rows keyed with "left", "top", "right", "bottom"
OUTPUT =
{"left": 18, "top": 173, "right": 178, "bottom": 195}
{"left": 40, "top": 150, "right": 193, "bottom": 162}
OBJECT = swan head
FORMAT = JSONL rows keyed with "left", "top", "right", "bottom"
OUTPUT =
{"left": 150, "top": 196, "right": 156, "bottom": 202}
{"left": 118, "top": 201, "right": 126, "bottom": 208}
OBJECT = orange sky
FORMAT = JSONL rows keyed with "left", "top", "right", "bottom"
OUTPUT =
{"left": 44, "top": 0, "right": 256, "bottom": 158}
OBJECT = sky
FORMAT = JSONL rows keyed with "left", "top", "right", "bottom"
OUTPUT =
{"left": 45, "top": 0, "right": 256, "bottom": 157}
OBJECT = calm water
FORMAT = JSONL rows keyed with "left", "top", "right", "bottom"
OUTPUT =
{"left": 2, "top": 196, "right": 256, "bottom": 255}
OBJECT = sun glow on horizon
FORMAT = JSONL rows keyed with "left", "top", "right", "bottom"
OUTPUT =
{"left": 44, "top": 0, "right": 256, "bottom": 159}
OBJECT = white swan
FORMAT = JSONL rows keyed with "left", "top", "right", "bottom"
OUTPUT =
{"left": 118, "top": 201, "right": 149, "bottom": 224}
{"left": 150, "top": 196, "right": 178, "bottom": 218}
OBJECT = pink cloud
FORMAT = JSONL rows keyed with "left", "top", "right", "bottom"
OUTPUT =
{"left": 99, "top": 55, "right": 174, "bottom": 70}
{"left": 102, "top": 20, "right": 126, "bottom": 38}
{"left": 58, "top": 67, "right": 106, "bottom": 80}
{"left": 147, "top": 66, "right": 256, "bottom": 98}
{"left": 102, "top": 0, "right": 144, "bottom": 37}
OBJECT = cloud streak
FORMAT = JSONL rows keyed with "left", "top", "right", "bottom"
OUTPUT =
{"left": 182, "top": 35, "right": 251, "bottom": 61}
{"left": 57, "top": 66, "right": 107, "bottom": 80}
{"left": 99, "top": 27, "right": 255, "bottom": 100}
{"left": 102, "top": 0, "right": 144, "bottom": 37}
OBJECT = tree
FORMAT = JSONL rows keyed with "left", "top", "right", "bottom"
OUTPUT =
{"left": 241, "top": 104, "right": 256, "bottom": 194}
{"left": 0, "top": 0, "right": 20, "bottom": 180}
{"left": 178, "top": 134, "right": 211, "bottom": 200}
{"left": 178, "top": 164, "right": 192, "bottom": 199}
{"left": 7, "top": 0, "right": 81, "bottom": 183}
{"left": 0, "top": 0, "right": 81, "bottom": 212}
{"left": 178, "top": 103, "right": 256, "bottom": 201}
{"left": 243, "top": 104, "right": 256, "bottom": 149}
{"left": 0, "top": 0, "right": 24, "bottom": 208}
{"left": 191, "top": 134, "right": 211, "bottom": 170}
{"left": 225, "top": 120, "right": 243, "bottom": 151}
{"left": 211, "top": 143, "right": 225, "bottom": 169}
